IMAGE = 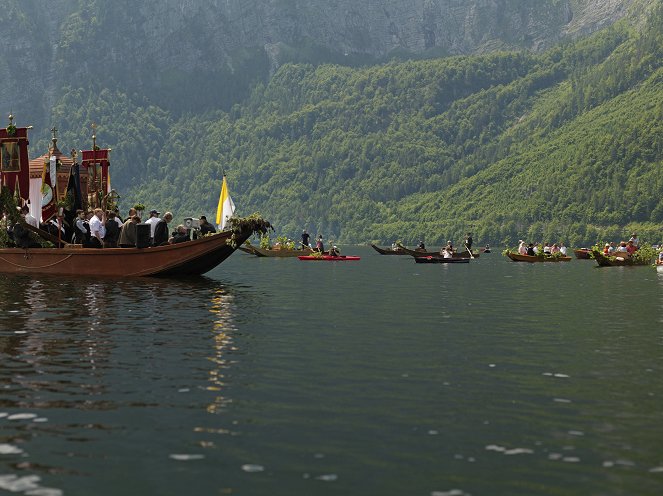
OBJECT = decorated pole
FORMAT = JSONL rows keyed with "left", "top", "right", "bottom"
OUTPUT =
{"left": 81, "top": 123, "right": 111, "bottom": 210}
{"left": 0, "top": 112, "right": 32, "bottom": 203}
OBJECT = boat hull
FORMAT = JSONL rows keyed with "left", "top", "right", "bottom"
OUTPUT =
{"left": 370, "top": 244, "right": 408, "bottom": 255}
{"left": 298, "top": 255, "right": 360, "bottom": 261}
{"left": 414, "top": 256, "right": 469, "bottom": 264}
{"left": 506, "top": 253, "right": 572, "bottom": 263}
{"left": 591, "top": 250, "right": 651, "bottom": 267}
{"left": 252, "top": 246, "right": 314, "bottom": 257}
{"left": 0, "top": 229, "right": 250, "bottom": 277}
{"left": 397, "top": 244, "right": 479, "bottom": 259}
{"left": 573, "top": 249, "right": 593, "bottom": 259}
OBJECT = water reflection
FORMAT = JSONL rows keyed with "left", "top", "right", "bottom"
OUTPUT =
{"left": 206, "top": 286, "right": 237, "bottom": 414}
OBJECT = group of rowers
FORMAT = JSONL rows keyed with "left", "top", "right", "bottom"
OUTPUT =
{"left": 517, "top": 240, "right": 569, "bottom": 256}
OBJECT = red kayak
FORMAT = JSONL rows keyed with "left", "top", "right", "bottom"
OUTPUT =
{"left": 298, "top": 255, "right": 360, "bottom": 261}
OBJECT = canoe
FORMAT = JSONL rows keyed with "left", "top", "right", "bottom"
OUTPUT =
{"left": 238, "top": 245, "right": 258, "bottom": 255}
{"left": 298, "top": 255, "right": 360, "bottom": 261}
{"left": 414, "top": 256, "right": 469, "bottom": 264}
{"left": 573, "top": 248, "right": 593, "bottom": 259}
{"left": 396, "top": 244, "right": 480, "bottom": 259}
{"left": 370, "top": 244, "right": 408, "bottom": 255}
{"left": 251, "top": 246, "right": 314, "bottom": 257}
{"left": 506, "top": 252, "right": 572, "bottom": 263}
{"left": 591, "top": 250, "right": 651, "bottom": 267}
{"left": 0, "top": 228, "right": 253, "bottom": 277}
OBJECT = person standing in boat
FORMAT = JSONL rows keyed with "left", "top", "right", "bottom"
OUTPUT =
{"left": 88, "top": 208, "right": 105, "bottom": 248}
{"left": 72, "top": 209, "right": 90, "bottom": 245}
{"left": 629, "top": 233, "right": 639, "bottom": 248}
{"left": 464, "top": 233, "right": 473, "bottom": 251}
{"left": 144, "top": 209, "right": 161, "bottom": 244}
{"left": 526, "top": 243, "right": 536, "bottom": 256}
{"left": 153, "top": 212, "right": 173, "bottom": 246}
{"left": 199, "top": 215, "right": 216, "bottom": 236}
{"left": 315, "top": 235, "right": 324, "bottom": 253}
{"left": 118, "top": 215, "right": 140, "bottom": 248}
{"left": 103, "top": 211, "right": 120, "bottom": 248}
{"left": 301, "top": 229, "right": 310, "bottom": 249}
{"left": 417, "top": 241, "right": 426, "bottom": 251}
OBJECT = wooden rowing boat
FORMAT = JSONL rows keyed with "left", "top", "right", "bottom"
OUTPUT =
{"left": 396, "top": 244, "right": 480, "bottom": 259}
{"left": 573, "top": 248, "right": 593, "bottom": 259}
{"left": 505, "top": 252, "right": 572, "bottom": 263}
{"left": 591, "top": 250, "right": 651, "bottom": 267}
{"left": 370, "top": 244, "right": 408, "bottom": 255}
{"left": 414, "top": 256, "right": 469, "bottom": 264}
{"left": 251, "top": 246, "right": 314, "bottom": 257}
{"left": 0, "top": 228, "right": 254, "bottom": 277}
{"left": 298, "top": 255, "right": 360, "bottom": 261}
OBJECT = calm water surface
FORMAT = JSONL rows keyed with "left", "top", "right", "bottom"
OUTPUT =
{"left": 1, "top": 247, "right": 662, "bottom": 495}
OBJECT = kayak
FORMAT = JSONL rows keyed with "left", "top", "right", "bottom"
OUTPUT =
{"left": 298, "top": 255, "right": 360, "bottom": 261}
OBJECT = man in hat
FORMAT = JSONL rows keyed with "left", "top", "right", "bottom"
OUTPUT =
{"left": 144, "top": 209, "right": 161, "bottom": 243}
{"left": 199, "top": 215, "right": 216, "bottom": 236}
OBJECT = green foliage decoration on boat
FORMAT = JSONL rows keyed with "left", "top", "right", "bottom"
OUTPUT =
{"left": 228, "top": 213, "right": 273, "bottom": 248}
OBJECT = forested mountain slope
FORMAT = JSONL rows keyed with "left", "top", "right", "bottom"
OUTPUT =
{"left": 2, "top": 0, "right": 636, "bottom": 128}
{"left": 124, "top": 2, "right": 662, "bottom": 245}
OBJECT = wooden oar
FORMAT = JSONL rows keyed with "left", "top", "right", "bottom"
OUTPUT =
{"left": 464, "top": 243, "right": 474, "bottom": 259}
{"left": 23, "top": 222, "right": 71, "bottom": 248}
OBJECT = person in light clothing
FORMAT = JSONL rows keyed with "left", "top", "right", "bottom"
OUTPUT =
{"left": 20, "top": 206, "right": 38, "bottom": 228}
{"left": 144, "top": 209, "right": 161, "bottom": 242}
{"left": 88, "top": 208, "right": 105, "bottom": 248}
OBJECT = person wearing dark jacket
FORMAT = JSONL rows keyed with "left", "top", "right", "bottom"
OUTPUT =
{"left": 170, "top": 225, "right": 190, "bottom": 244}
{"left": 103, "top": 211, "right": 120, "bottom": 248}
{"left": 153, "top": 212, "right": 173, "bottom": 246}
{"left": 199, "top": 215, "right": 216, "bottom": 235}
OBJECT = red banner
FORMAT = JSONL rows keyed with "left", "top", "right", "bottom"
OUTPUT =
{"left": 0, "top": 127, "right": 30, "bottom": 202}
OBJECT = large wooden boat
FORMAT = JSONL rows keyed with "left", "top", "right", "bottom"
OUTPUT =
{"left": 505, "top": 252, "right": 572, "bottom": 263}
{"left": 370, "top": 244, "right": 408, "bottom": 255}
{"left": 414, "top": 256, "right": 469, "bottom": 264}
{"left": 573, "top": 248, "right": 593, "bottom": 259}
{"left": 591, "top": 250, "right": 651, "bottom": 267}
{"left": 0, "top": 228, "right": 253, "bottom": 277}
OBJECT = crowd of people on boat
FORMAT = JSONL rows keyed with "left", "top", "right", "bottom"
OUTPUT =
{"left": 601, "top": 233, "right": 640, "bottom": 257}
{"left": 517, "top": 240, "right": 568, "bottom": 257}
{"left": 2, "top": 205, "right": 218, "bottom": 249}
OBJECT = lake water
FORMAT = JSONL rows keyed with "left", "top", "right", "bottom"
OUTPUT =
{"left": 1, "top": 246, "right": 662, "bottom": 496}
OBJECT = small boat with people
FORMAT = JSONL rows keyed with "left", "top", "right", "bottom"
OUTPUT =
{"left": 505, "top": 252, "right": 572, "bottom": 263}
{"left": 591, "top": 249, "right": 652, "bottom": 267}
{"left": 298, "top": 255, "right": 360, "bottom": 261}
{"left": 414, "top": 256, "right": 469, "bottom": 264}
{"left": 370, "top": 243, "right": 408, "bottom": 255}
{"left": 396, "top": 244, "right": 479, "bottom": 259}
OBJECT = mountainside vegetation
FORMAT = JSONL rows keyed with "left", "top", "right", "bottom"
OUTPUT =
{"left": 5, "top": 0, "right": 662, "bottom": 246}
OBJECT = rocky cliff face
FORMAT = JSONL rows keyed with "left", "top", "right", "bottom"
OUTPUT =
{"left": 1, "top": 0, "right": 640, "bottom": 125}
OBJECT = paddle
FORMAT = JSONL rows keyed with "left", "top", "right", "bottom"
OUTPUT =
{"left": 464, "top": 243, "right": 474, "bottom": 259}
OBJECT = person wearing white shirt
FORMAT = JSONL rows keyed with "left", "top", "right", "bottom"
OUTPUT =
{"left": 88, "top": 208, "right": 105, "bottom": 248}
{"left": 144, "top": 209, "right": 161, "bottom": 242}
{"left": 20, "top": 206, "right": 38, "bottom": 228}
{"left": 559, "top": 243, "right": 568, "bottom": 256}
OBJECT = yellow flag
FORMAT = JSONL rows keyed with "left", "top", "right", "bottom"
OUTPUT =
{"left": 215, "top": 175, "right": 235, "bottom": 229}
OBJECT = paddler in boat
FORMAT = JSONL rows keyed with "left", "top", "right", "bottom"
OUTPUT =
{"left": 526, "top": 243, "right": 536, "bottom": 256}
{"left": 301, "top": 229, "right": 311, "bottom": 249}
{"left": 417, "top": 240, "right": 426, "bottom": 251}
{"left": 315, "top": 235, "right": 324, "bottom": 253}
{"left": 440, "top": 240, "right": 453, "bottom": 255}
{"left": 329, "top": 245, "right": 340, "bottom": 257}
{"left": 518, "top": 240, "right": 527, "bottom": 255}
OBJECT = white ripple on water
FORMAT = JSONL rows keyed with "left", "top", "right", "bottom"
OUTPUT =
{"left": 241, "top": 464, "right": 265, "bottom": 473}
{"left": 315, "top": 474, "right": 338, "bottom": 482}
{"left": 0, "top": 444, "right": 23, "bottom": 455}
{"left": 542, "top": 372, "right": 571, "bottom": 378}
{"left": 649, "top": 466, "right": 663, "bottom": 473}
{"left": 0, "top": 413, "right": 7, "bottom": 418}
{"left": 169, "top": 454, "right": 205, "bottom": 461}
{"left": 431, "top": 490, "right": 471, "bottom": 496}
{"left": 485, "top": 445, "right": 534, "bottom": 455}
{"left": 7, "top": 413, "right": 38, "bottom": 421}
{"left": 0, "top": 474, "right": 62, "bottom": 495}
